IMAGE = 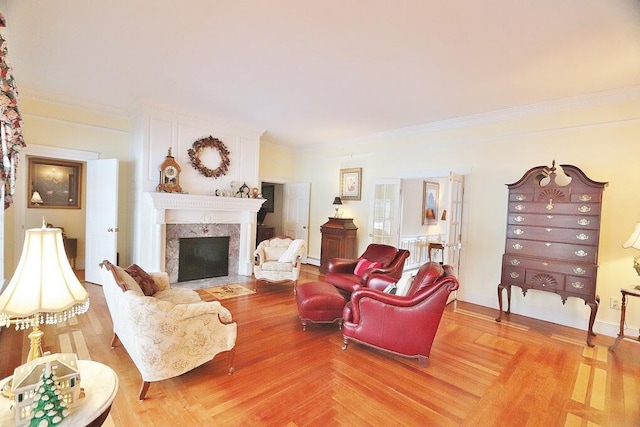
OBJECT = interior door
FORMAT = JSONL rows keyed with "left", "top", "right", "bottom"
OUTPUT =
{"left": 282, "top": 182, "right": 310, "bottom": 262}
{"left": 84, "top": 159, "right": 119, "bottom": 284}
{"left": 369, "top": 179, "right": 402, "bottom": 246}
{"left": 444, "top": 172, "right": 464, "bottom": 276}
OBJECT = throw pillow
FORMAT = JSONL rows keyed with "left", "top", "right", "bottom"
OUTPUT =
{"left": 124, "top": 264, "right": 159, "bottom": 296}
{"left": 354, "top": 258, "right": 382, "bottom": 277}
{"left": 395, "top": 272, "right": 415, "bottom": 296}
{"left": 278, "top": 239, "right": 305, "bottom": 263}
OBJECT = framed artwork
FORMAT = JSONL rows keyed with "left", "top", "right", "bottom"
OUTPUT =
{"left": 422, "top": 181, "right": 439, "bottom": 225}
{"left": 28, "top": 157, "right": 82, "bottom": 209}
{"left": 261, "top": 184, "right": 275, "bottom": 213}
{"left": 340, "top": 168, "right": 362, "bottom": 201}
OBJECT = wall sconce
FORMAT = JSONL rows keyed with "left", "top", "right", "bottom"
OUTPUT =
{"left": 333, "top": 196, "right": 343, "bottom": 218}
{"left": 623, "top": 221, "right": 640, "bottom": 280}
{"left": 440, "top": 209, "right": 447, "bottom": 221}
{"left": 426, "top": 209, "right": 435, "bottom": 220}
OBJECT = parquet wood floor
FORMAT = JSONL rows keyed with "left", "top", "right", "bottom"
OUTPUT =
{"left": 0, "top": 265, "right": 638, "bottom": 426}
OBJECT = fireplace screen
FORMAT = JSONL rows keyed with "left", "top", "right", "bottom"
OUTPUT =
{"left": 178, "top": 236, "right": 230, "bottom": 282}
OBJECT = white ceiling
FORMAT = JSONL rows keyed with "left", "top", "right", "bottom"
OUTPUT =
{"left": 1, "top": 0, "right": 639, "bottom": 148}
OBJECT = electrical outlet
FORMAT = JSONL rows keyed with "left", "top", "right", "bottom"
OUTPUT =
{"left": 610, "top": 297, "right": 621, "bottom": 310}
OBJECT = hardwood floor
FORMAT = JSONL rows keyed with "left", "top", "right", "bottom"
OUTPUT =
{"left": 1, "top": 265, "right": 639, "bottom": 426}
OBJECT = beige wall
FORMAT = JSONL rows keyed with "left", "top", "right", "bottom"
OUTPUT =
{"left": 4, "top": 97, "right": 131, "bottom": 273}
{"left": 260, "top": 95, "right": 640, "bottom": 337}
{"left": 6, "top": 91, "right": 638, "bottom": 339}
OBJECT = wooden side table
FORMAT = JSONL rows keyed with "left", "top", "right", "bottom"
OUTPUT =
{"left": 319, "top": 217, "right": 357, "bottom": 274}
{"left": 63, "top": 237, "right": 78, "bottom": 270}
{"left": 0, "top": 360, "right": 118, "bottom": 426}
{"left": 609, "top": 287, "right": 640, "bottom": 350}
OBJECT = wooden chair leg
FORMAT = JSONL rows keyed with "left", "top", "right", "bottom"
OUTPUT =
{"left": 139, "top": 381, "right": 150, "bottom": 401}
{"left": 226, "top": 348, "right": 236, "bottom": 375}
{"left": 110, "top": 333, "right": 120, "bottom": 348}
{"left": 342, "top": 337, "right": 349, "bottom": 350}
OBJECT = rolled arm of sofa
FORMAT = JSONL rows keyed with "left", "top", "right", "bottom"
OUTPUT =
{"left": 254, "top": 247, "right": 267, "bottom": 266}
{"left": 326, "top": 258, "right": 359, "bottom": 274}
{"left": 365, "top": 273, "right": 398, "bottom": 291}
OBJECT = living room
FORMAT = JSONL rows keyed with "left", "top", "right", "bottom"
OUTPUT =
{"left": 0, "top": 1, "right": 639, "bottom": 425}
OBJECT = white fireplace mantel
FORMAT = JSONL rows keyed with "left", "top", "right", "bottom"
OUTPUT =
{"left": 143, "top": 192, "right": 265, "bottom": 277}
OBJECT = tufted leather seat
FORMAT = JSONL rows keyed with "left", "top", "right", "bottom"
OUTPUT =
{"left": 341, "top": 262, "right": 459, "bottom": 366}
{"left": 324, "top": 244, "right": 409, "bottom": 297}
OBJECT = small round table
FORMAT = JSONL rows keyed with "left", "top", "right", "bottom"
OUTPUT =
{"left": 0, "top": 360, "right": 118, "bottom": 426}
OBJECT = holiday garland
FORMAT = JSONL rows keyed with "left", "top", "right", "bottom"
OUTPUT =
{"left": 187, "top": 136, "right": 230, "bottom": 179}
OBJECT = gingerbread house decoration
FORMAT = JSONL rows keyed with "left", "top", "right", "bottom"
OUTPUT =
{"left": 11, "top": 353, "right": 81, "bottom": 425}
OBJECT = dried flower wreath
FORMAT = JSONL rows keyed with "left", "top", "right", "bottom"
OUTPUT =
{"left": 187, "top": 136, "right": 230, "bottom": 178}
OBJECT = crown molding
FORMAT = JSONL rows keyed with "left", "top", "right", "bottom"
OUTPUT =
{"left": 302, "top": 85, "right": 640, "bottom": 152}
{"left": 19, "top": 87, "right": 129, "bottom": 118}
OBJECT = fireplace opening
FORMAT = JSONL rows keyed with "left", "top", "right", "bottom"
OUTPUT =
{"left": 178, "top": 236, "right": 229, "bottom": 282}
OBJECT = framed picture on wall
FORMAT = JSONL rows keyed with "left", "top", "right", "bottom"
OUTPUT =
{"left": 422, "top": 181, "right": 439, "bottom": 225}
{"left": 261, "top": 184, "right": 275, "bottom": 213}
{"left": 28, "top": 157, "right": 82, "bottom": 209}
{"left": 340, "top": 168, "right": 362, "bottom": 200}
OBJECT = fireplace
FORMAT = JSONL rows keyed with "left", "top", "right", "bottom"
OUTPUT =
{"left": 166, "top": 223, "right": 240, "bottom": 283}
{"left": 178, "top": 236, "right": 230, "bottom": 282}
{"left": 143, "top": 192, "right": 266, "bottom": 281}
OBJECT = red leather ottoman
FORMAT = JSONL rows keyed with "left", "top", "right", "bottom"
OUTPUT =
{"left": 295, "top": 281, "right": 346, "bottom": 330}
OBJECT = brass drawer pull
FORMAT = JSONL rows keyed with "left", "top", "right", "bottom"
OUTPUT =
{"left": 571, "top": 281, "right": 585, "bottom": 289}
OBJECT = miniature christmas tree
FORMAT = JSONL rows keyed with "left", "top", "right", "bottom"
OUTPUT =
{"left": 29, "top": 362, "right": 69, "bottom": 427}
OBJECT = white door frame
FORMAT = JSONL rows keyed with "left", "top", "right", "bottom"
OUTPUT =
{"left": 12, "top": 145, "right": 99, "bottom": 272}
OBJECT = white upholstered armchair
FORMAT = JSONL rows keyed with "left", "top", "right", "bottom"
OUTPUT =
{"left": 99, "top": 260, "right": 237, "bottom": 400}
{"left": 254, "top": 236, "right": 306, "bottom": 292}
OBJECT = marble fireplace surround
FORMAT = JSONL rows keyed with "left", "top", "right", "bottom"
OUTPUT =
{"left": 166, "top": 224, "right": 239, "bottom": 283}
{"left": 145, "top": 192, "right": 265, "bottom": 283}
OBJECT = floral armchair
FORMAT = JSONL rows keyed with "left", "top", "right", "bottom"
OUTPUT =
{"left": 99, "top": 260, "right": 237, "bottom": 400}
{"left": 254, "top": 236, "right": 306, "bottom": 292}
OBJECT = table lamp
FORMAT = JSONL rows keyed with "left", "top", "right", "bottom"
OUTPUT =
{"left": 333, "top": 196, "right": 342, "bottom": 218}
{"left": 622, "top": 221, "right": 640, "bottom": 287}
{"left": 30, "top": 190, "right": 43, "bottom": 206}
{"left": 0, "top": 220, "right": 90, "bottom": 363}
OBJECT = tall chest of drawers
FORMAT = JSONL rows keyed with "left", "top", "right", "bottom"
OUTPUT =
{"left": 495, "top": 162, "right": 607, "bottom": 346}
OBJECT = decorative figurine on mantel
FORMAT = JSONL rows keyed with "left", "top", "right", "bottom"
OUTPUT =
{"left": 157, "top": 148, "right": 183, "bottom": 193}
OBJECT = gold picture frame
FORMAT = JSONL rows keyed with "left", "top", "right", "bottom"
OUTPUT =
{"left": 422, "top": 181, "right": 439, "bottom": 225}
{"left": 340, "top": 168, "right": 362, "bottom": 201}
{"left": 28, "top": 157, "right": 82, "bottom": 209}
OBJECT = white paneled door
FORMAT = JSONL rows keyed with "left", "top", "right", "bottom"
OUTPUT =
{"left": 444, "top": 172, "right": 464, "bottom": 276}
{"left": 283, "top": 182, "right": 310, "bottom": 262}
{"left": 84, "top": 159, "right": 119, "bottom": 284}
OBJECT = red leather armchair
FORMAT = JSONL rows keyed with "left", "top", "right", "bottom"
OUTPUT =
{"left": 324, "top": 244, "right": 409, "bottom": 296}
{"left": 341, "top": 262, "right": 459, "bottom": 366}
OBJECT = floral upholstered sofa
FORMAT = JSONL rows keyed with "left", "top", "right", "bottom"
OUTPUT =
{"left": 99, "top": 260, "right": 237, "bottom": 400}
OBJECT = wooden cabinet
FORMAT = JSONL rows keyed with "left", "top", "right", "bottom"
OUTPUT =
{"left": 496, "top": 161, "right": 607, "bottom": 347}
{"left": 256, "top": 225, "right": 275, "bottom": 246}
{"left": 320, "top": 218, "right": 358, "bottom": 274}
